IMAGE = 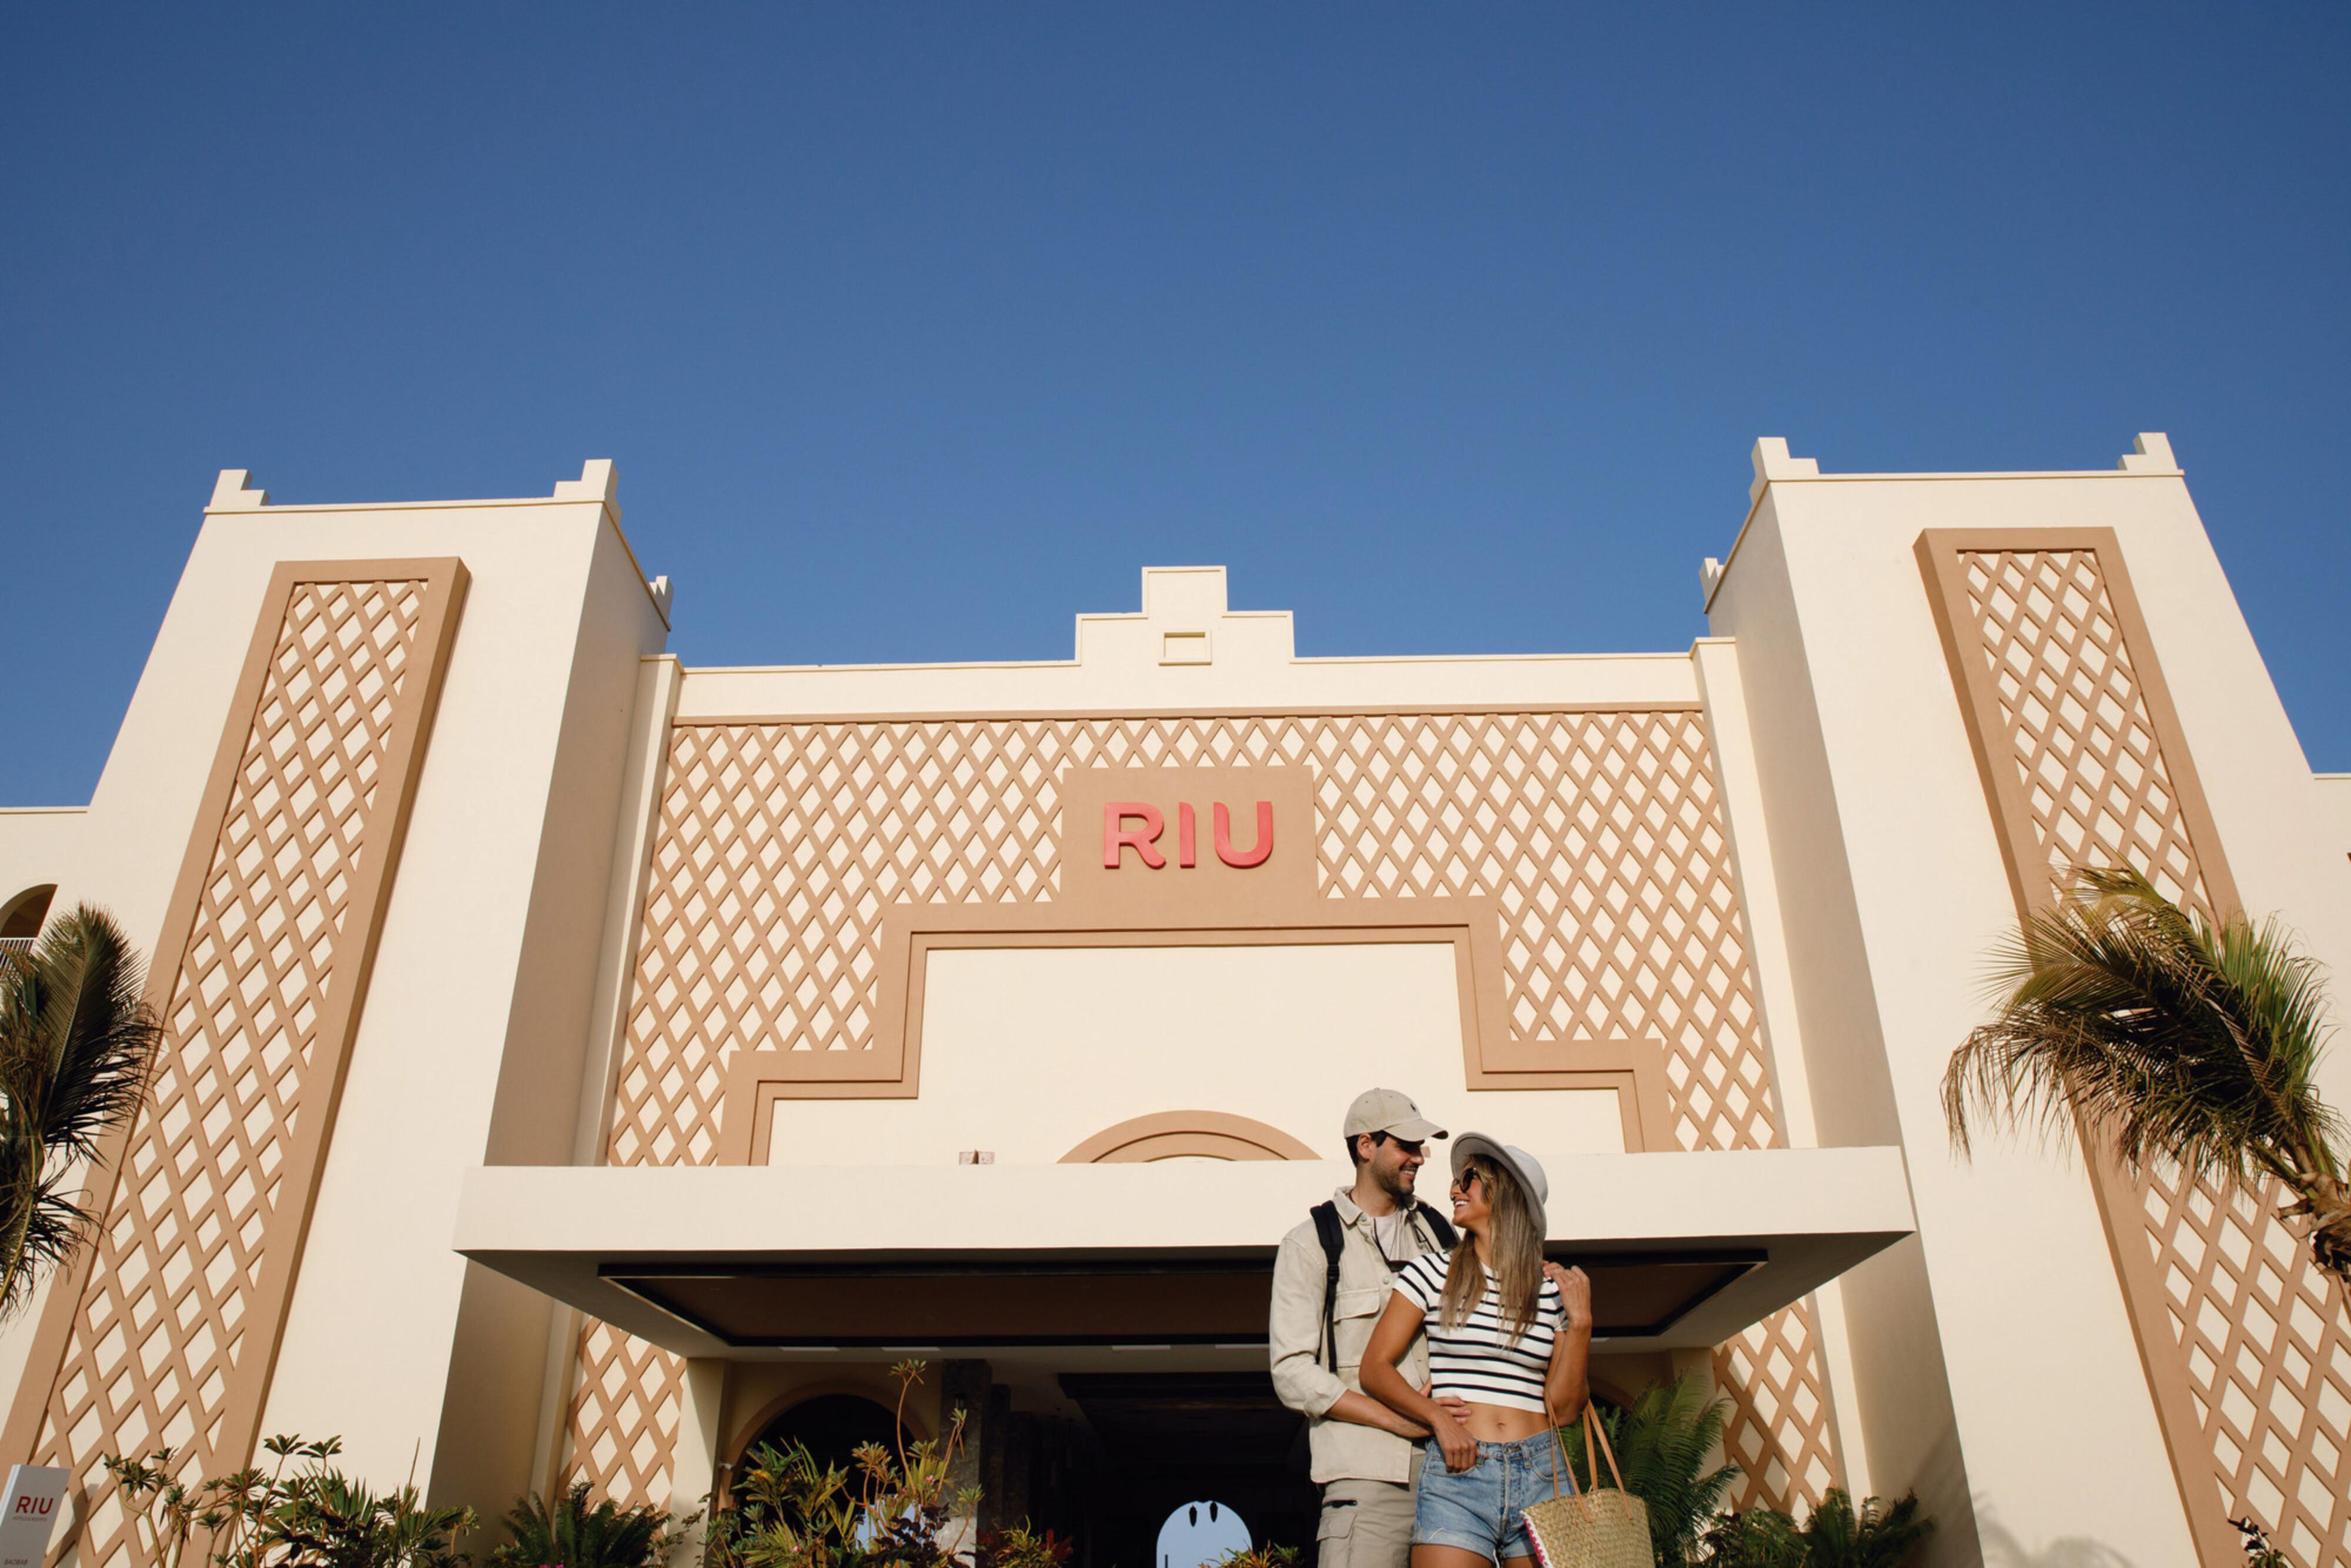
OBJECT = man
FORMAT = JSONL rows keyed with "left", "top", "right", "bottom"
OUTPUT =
{"left": 1270, "top": 1088, "right": 1461, "bottom": 1568}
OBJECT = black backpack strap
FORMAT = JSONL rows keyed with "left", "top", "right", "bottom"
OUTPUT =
{"left": 1414, "top": 1200, "right": 1457, "bottom": 1251}
{"left": 1310, "top": 1201, "right": 1345, "bottom": 1372}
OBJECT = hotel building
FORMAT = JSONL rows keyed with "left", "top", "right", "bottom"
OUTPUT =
{"left": 1, "top": 435, "right": 2346, "bottom": 1567}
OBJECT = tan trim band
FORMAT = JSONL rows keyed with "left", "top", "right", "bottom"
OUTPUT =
{"left": 673, "top": 701, "right": 1705, "bottom": 728}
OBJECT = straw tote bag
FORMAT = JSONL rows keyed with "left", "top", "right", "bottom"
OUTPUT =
{"left": 1520, "top": 1407, "right": 1653, "bottom": 1568}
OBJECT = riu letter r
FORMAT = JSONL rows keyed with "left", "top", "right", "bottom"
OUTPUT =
{"left": 1104, "top": 803, "right": 1166, "bottom": 868}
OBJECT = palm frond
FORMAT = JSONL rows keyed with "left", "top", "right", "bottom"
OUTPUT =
{"left": 1562, "top": 1373, "right": 1738, "bottom": 1568}
{"left": 0, "top": 905, "right": 163, "bottom": 1319}
{"left": 1944, "top": 867, "right": 2343, "bottom": 1192}
{"left": 19, "top": 907, "right": 162, "bottom": 1164}
{"left": 1808, "top": 1487, "right": 1933, "bottom": 1567}
{"left": 497, "top": 1480, "right": 670, "bottom": 1568}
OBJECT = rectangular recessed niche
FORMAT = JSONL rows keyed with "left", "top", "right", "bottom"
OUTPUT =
{"left": 718, "top": 894, "right": 1668, "bottom": 1159}
{"left": 1161, "top": 632, "right": 1210, "bottom": 665}
{"left": 751, "top": 941, "right": 1630, "bottom": 1165}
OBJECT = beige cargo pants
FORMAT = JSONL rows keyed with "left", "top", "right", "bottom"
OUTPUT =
{"left": 1315, "top": 1453, "right": 1421, "bottom": 1568}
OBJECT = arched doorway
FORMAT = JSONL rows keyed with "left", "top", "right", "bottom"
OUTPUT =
{"left": 0, "top": 885, "right": 54, "bottom": 949}
{"left": 738, "top": 1392, "right": 912, "bottom": 1479}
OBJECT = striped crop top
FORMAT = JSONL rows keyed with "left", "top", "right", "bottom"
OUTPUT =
{"left": 1391, "top": 1248, "right": 1566, "bottom": 1415}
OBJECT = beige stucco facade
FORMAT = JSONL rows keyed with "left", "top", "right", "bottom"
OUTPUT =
{"left": 0, "top": 439, "right": 2344, "bottom": 1568}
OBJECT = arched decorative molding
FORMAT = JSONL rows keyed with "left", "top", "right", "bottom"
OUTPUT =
{"left": 1061, "top": 1110, "right": 1319, "bottom": 1164}
{"left": 724, "top": 1380, "right": 930, "bottom": 1469}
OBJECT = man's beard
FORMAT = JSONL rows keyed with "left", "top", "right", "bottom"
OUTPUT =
{"left": 1374, "top": 1161, "right": 1417, "bottom": 1206}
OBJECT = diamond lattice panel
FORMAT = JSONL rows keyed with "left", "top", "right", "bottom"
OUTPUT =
{"left": 1959, "top": 547, "right": 2351, "bottom": 1566}
{"left": 1962, "top": 550, "right": 2205, "bottom": 905}
{"left": 610, "top": 711, "right": 1779, "bottom": 1163}
{"left": 560, "top": 1319, "right": 685, "bottom": 1509}
{"left": 1716, "top": 1301, "right": 1841, "bottom": 1511}
{"left": 29, "top": 580, "right": 432, "bottom": 1568}
{"left": 2146, "top": 1166, "right": 2351, "bottom": 1566}
{"left": 567, "top": 708, "right": 1838, "bottom": 1513}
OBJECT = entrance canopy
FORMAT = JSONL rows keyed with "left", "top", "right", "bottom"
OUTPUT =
{"left": 457, "top": 1148, "right": 1910, "bottom": 1356}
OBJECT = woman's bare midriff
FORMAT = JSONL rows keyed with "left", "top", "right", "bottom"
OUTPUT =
{"left": 1452, "top": 1398, "right": 1553, "bottom": 1443}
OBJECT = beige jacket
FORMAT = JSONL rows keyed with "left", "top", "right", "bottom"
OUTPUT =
{"left": 1269, "top": 1188, "right": 1441, "bottom": 1485}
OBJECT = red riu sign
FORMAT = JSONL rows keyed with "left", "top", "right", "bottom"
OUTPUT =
{"left": 1103, "top": 800, "right": 1274, "bottom": 870}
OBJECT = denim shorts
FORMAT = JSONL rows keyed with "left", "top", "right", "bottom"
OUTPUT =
{"left": 1411, "top": 1429, "right": 1563, "bottom": 1562}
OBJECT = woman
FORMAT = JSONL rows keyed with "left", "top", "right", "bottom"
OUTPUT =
{"left": 1359, "top": 1134, "right": 1593, "bottom": 1568}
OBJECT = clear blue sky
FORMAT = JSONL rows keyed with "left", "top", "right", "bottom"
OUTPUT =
{"left": 5, "top": 4, "right": 2346, "bottom": 806}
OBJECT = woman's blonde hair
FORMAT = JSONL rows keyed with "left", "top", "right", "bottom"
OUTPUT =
{"left": 1440, "top": 1155, "right": 1544, "bottom": 1342}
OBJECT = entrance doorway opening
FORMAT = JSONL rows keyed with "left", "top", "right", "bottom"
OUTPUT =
{"left": 0, "top": 885, "right": 53, "bottom": 944}
{"left": 741, "top": 1392, "right": 912, "bottom": 1480}
{"left": 1045, "top": 1373, "right": 1315, "bottom": 1568}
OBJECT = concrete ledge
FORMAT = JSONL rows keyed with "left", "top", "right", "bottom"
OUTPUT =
{"left": 456, "top": 1147, "right": 1914, "bottom": 1358}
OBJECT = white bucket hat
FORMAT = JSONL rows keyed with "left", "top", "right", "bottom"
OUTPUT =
{"left": 1450, "top": 1132, "right": 1548, "bottom": 1233}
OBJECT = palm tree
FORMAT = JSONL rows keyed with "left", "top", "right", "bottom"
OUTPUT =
{"left": 1559, "top": 1373, "right": 1740, "bottom": 1568}
{"left": 1943, "top": 865, "right": 2350, "bottom": 1288}
{"left": 0, "top": 904, "right": 163, "bottom": 1319}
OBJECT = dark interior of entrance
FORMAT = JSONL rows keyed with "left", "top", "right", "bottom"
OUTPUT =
{"left": 752, "top": 1370, "right": 1317, "bottom": 1568}
{"left": 679, "top": 1247, "right": 1776, "bottom": 1568}
{"left": 1052, "top": 1374, "right": 1315, "bottom": 1568}
{"left": 743, "top": 1393, "right": 915, "bottom": 1480}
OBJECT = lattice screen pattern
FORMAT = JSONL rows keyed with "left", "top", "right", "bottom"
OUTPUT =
{"left": 560, "top": 1319, "right": 687, "bottom": 1509}
{"left": 18, "top": 579, "right": 444, "bottom": 1568}
{"left": 1955, "top": 547, "right": 2351, "bottom": 1566}
{"left": 563, "top": 709, "right": 1841, "bottom": 1513}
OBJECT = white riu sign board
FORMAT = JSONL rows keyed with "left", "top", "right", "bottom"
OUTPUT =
{"left": 0, "top": 1466, "right": 68, "bottom": 1568}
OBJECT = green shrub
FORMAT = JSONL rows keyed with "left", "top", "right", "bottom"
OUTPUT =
{"left": 1697, "top": 1508, "right": 1806, "bottom": 1568}
{"left": 1212, "top": 1547, "right": 1297, "bottom": 1568}
{"left": 1557, "top": 1373, "right": 1739, "bottom": 1568}
{"left": 703, "top": 1361, "right": 974, "bottom": 1568}
{"left": 103, "top": 1435, "right": 475, "bottom": 1568}
{"left": 1700, "top": 1489, "right": 1931, "bottom": 1568}
{"left": 493, "top": 1483, "right": 681, "bottom": 1568}
{"left": 975, "top": 1524, "right": 1075, "bottom": 1568}
{"left": 2232, "top": 1517, "right": 2290, "bottom": 1568}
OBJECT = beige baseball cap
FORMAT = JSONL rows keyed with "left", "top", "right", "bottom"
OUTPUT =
{"left": 1344, "top": 1088, "right": 1447, "bottom": 1144}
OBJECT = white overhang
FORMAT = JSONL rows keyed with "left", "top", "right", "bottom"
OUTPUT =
{"left": 455, "top": 1147, "right": 1913, "bottom": 1358}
